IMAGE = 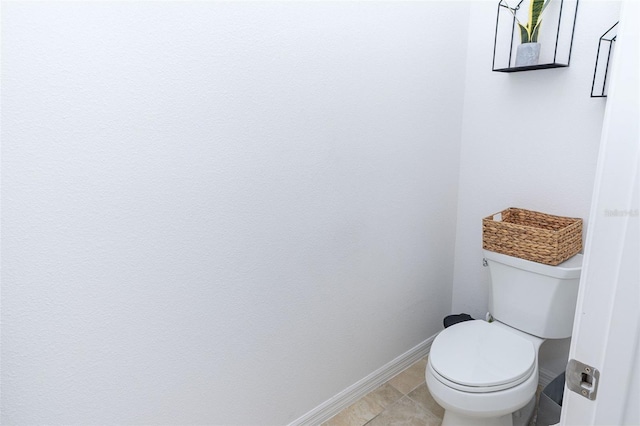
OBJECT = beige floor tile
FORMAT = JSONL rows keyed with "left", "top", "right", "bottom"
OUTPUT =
{"left": 322, "top": 395, "right": 384, "bottom": 426}
{"left": 388, "top": 358, "right": 428, "bottom": 394}
{"left": 365, "top": 396, "right": 441, "bottom": 426}
{"left": 365, "top": 383, "right": 403, "bottom": 411}
{"left": 407, "top": 383, "right": 445, "bottom": 420}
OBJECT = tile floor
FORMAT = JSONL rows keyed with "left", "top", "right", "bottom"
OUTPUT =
{"left": 322, "top": 356, "right": 544, "bottom": 426}
{"left": 322, "top": 357, "right": 443, "bottom": 426}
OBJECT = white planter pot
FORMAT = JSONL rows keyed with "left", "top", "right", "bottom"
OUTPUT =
{"left": 515, "top": 43, "right": 541, "bottom": 67}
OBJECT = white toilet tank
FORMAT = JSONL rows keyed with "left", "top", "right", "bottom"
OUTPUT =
{"left": 484, "top": 250, "right": 583, "bottom": 339}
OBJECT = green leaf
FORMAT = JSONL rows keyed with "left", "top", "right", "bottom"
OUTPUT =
{"left": 518, "top": 23, "right": 530, "bottom": 43}
{"left": 531, "top": 25, "right": 540, "bottom": 42}
{"left": 529, "top": 0, "right": 546, "bottom": 30}
{"left": 527, "top": 0, "right": 549, "bottom": 43}
{"left": 503, "top": 0, "right": 551, "bottom": 44}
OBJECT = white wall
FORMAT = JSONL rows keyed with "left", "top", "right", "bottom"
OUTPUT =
{"left": 0, "top": 2, "right": 469, "bottom": 424}
{"left": 452, "top": 0, "right": 621, "bottom": 376}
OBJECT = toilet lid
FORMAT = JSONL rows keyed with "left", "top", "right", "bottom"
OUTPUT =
{"left": 430, "top": 320, "right": 536, "bottom": 389}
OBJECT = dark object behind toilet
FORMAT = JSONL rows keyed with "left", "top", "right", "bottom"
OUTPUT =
{"left": 536, "top": 372, "right": 566, "bottom": 426}
{"left": 443, "top": 313, "right": 474, "bottom": 328}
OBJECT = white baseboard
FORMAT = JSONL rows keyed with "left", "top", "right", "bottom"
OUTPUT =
{"left": 288, "top": 334, "right": 437, "bottom": 426}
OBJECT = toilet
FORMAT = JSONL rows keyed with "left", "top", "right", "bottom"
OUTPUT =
{"left": 426, "top": 250, "right": 583, "bottom": 426}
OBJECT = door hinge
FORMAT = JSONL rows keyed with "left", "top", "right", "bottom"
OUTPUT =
{"left": 567, "top": 359, "right": 600, "bottom": 401}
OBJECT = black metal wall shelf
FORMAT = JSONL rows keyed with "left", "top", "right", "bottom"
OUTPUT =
{"left": 494, "top": 63, "right": 569, "bottom": 72}
{"left": 492, "top": 0, "right": 579, "bottom": 73}
{"left": 591, "top": 22, "right": 618, "bottom": 98}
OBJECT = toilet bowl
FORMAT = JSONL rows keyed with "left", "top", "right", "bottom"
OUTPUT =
{"left": 426, "top": 320, "right": 543, "bottom": 426}
{"left": 426, "top": 251, "right": 583, "bottom": 426}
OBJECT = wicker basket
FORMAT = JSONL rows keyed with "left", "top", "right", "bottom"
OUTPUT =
{"left": 482, "top": 208, "right": 582, "bottom": 265}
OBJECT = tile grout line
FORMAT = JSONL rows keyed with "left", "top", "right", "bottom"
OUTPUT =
{"left": 324, "top": 356, "right": 437, "bottom": 426}
{"left": 302, "top": 337, "right": 436, "bottom": 426}
{"left": 362, "top": 396, "right": 406, "bottom": 426}
{"left": 363, "top": 394, "right": 438, "bottom": 426}
{"left": 404, "top": 392, "right": 443, "bottom": 424}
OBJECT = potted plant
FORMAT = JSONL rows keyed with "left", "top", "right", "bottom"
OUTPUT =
{"left": 504, "top": 0, "right": 553, "bottom": 66}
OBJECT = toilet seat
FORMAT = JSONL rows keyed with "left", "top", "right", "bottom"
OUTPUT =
{"left": 430, "top": 320, "right": 536, "bottom": 393}
{"left": 429, "top": 360, "right": 535, "bottom": 393}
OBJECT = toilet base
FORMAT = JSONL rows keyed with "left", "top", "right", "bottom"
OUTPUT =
{"left": 440, "top": 395, "right": 536, "bottom": 426}
{"left": 442, "top": 410, "right": 512, "bottom": 426}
